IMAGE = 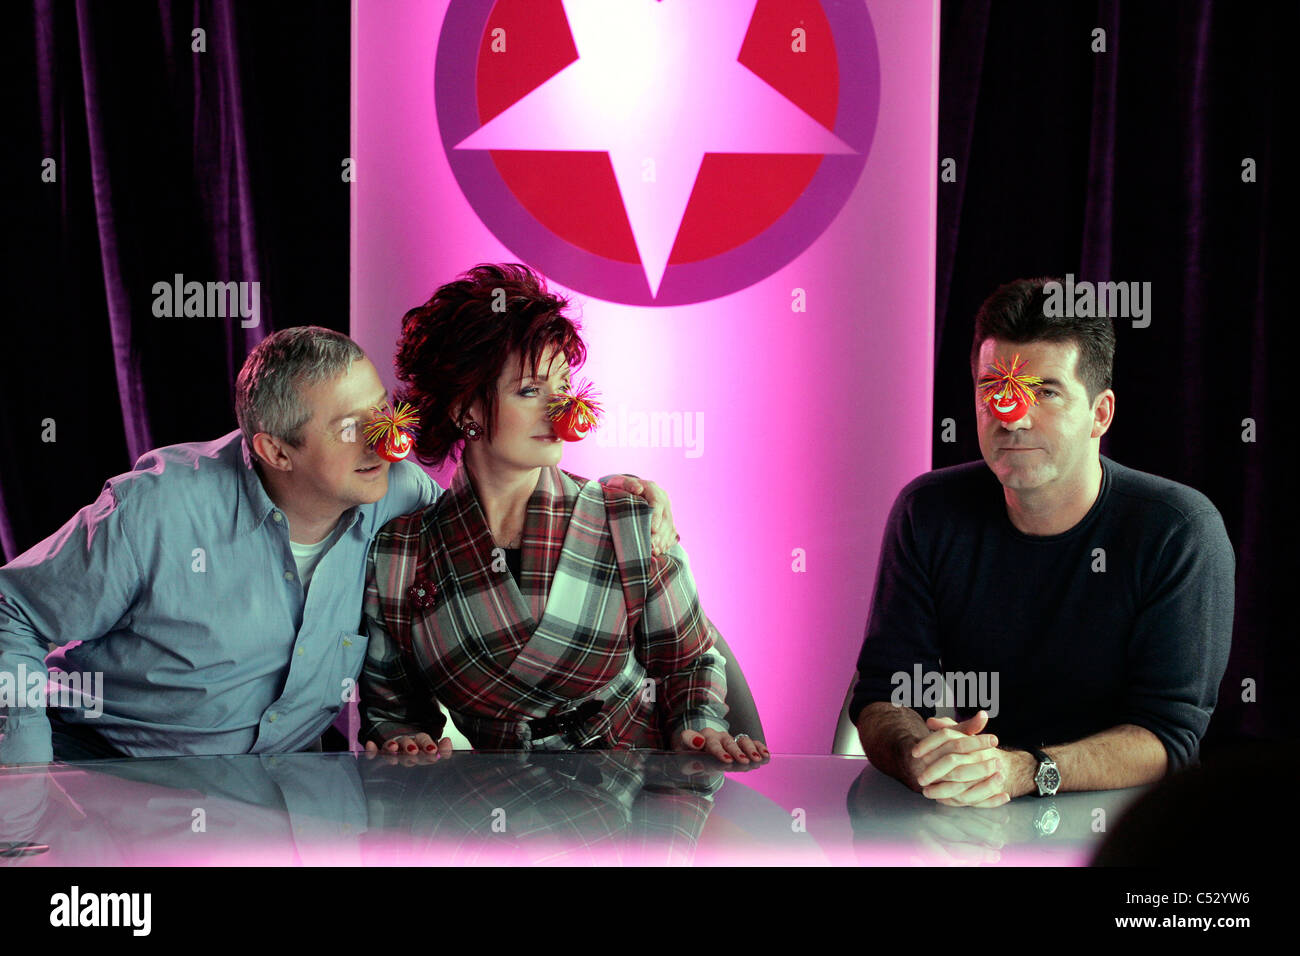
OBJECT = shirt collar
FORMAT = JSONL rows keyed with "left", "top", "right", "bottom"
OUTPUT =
{"left": 236, "top": 434, "right": 280, "bottom": 537}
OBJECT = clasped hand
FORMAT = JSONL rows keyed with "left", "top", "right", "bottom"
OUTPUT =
{"left": 907, "top": 711, "right": 1014, "bottom": 808}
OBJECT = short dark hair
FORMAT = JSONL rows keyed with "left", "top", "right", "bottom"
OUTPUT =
{"left": 235, "top": 326, "right": 364, "bottom": 450}
{"left": 970, "top": 277, "right": 1115, "bottom": 403}
{"left": 395, "top": 263, "right": 587, "bottom": 466}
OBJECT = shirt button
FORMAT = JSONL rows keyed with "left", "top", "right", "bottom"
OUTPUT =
{"left": 296, "top": 647, "right": 304, "bottom": 656}
{"left": 284, "top": 570, "right": 295, "bottom": 581}
{"left": 268, "top": 712, "right": 278, "bottom": 722}
{"left": 272, "top": 512, "right": 283, "bottom": 523}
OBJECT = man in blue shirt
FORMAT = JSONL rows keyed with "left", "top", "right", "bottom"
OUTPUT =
{"left": 0, "top": 327, "right": 674, "bottom": 764}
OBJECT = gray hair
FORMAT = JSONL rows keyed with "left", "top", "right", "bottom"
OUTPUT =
{"left": 235, "top": 326, "right": 366, "bottom": 451}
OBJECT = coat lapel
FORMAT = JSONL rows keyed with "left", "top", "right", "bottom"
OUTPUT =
{"left": 517, "top": 464, "right": 577, "bottom": 622}
{"left": 431, "top": 465, "right": 625, "bottom": 697}
{"left": 507, "top": 474, "right": 628, "bottom": 693}
{"left": 431, "top": 465, "right": 535, "bottom": 670}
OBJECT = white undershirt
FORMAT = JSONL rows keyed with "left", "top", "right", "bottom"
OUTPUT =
{"left": 288, "top": 520, "right": 345, "bottom": 593}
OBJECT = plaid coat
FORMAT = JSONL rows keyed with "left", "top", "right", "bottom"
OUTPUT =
{"left": 359, "top": 465, "right": 729, "bottom": 750}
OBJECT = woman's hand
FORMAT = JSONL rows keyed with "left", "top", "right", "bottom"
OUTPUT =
{"left": 364, "top": 733, "right": 453, "bottom": 759}
{"left": 601, "top": 476, "right": 678, "bottom": 555}
{"left": 678, "top": 728, "right": 770, "bottom": 765}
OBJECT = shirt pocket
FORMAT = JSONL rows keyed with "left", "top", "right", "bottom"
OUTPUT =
{"left": 333, "top": 630, "right": 368, "bottom": 709}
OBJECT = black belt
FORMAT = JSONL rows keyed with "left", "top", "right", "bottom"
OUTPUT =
{"left": 527, "top": 698, "right": 604, "bottom": 742}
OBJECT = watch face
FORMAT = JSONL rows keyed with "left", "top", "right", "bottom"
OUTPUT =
{"left": 1043, "top": 767, "right": 1061, "bottom": 790}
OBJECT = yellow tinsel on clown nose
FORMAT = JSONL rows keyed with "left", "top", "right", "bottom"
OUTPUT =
{"left": 978, "top": 353, "right": 1043, "bottom": 409}
{"left": 547, "top": 379, "right": 603, "bottom": 430}
{"left": 363, "top": 400, "right": 421, "bottom": 448}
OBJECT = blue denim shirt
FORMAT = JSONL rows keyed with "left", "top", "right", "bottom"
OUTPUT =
{"left": 0, "top": 430, "right": 438, "bottom": 763}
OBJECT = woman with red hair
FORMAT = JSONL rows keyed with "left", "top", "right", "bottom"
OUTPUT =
{"left": 358, "top": 264, "right": 767, "bottom": 764}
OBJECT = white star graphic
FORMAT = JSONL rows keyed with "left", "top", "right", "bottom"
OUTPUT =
{"left": 455, "top": 0, "right": 856, "bottom": 297}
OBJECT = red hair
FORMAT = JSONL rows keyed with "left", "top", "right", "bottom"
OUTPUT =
{"left": 395, "top": 263, "right": 587, "bottom": 466}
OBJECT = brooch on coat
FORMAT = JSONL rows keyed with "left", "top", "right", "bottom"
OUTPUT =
{"left": 407, "top": 578, "right": 439, "bottom": 610}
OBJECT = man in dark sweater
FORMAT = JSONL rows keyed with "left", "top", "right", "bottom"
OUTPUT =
{"left": 851, "top": 278, "right": 1234, "bottom": 806}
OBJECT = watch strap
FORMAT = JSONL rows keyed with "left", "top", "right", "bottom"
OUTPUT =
{"left": 1028, "top": 746, "right": 1058, "bottom": 796}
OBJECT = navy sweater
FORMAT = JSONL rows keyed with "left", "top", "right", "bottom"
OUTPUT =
{"left": 850, "top": 456, "right": 1234, "bottom": 771}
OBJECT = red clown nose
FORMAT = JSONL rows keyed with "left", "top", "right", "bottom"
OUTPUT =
{"left": 988, "top": 386, "right": 1030, "bottom": 423}
{"left": 375, "top": 429, "right": 414, "bottom": 462}
{"left": 978, "top": 354, "right": 1042, "bottom": 424}
{"left": 547, "top": 379, "right": 603, "bottom": 443}
{"left": 363, "top": 401, "right": 420, "bottom": 462}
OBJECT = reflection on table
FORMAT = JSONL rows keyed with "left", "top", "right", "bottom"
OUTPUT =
{"left": 0, "top": 752, "right": 1148, "bottom": 866}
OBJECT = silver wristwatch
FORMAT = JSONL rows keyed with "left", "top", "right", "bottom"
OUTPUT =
{"left": 1028, "top": 747, "right": 1060, "bottom": 797}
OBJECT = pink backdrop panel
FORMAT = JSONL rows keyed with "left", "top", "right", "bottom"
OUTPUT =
{"left": 352, "top": 0, "right": 938, "bottom": 754}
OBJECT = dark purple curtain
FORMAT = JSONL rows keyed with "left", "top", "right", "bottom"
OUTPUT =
{"left": 4, "top": 0, "right": 348, "bottom": 559}
{"left": 934, "top": 0, "right": 1289, "bottom": 749}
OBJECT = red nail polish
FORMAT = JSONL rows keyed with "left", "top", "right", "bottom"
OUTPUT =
{"left": 425, "top": 744, "right": 435, "bottom": 752}
{"left": 692, "top": 735, "right": 704, "bottom": 748}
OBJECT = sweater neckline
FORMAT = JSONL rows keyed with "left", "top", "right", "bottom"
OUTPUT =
{"left": 998, "top": 456, "right": 1113, "bottom": 543}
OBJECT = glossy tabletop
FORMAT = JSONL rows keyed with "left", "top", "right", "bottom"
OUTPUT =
{"left": 0, "top": 751, "right": 1148, "bottom": 866}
